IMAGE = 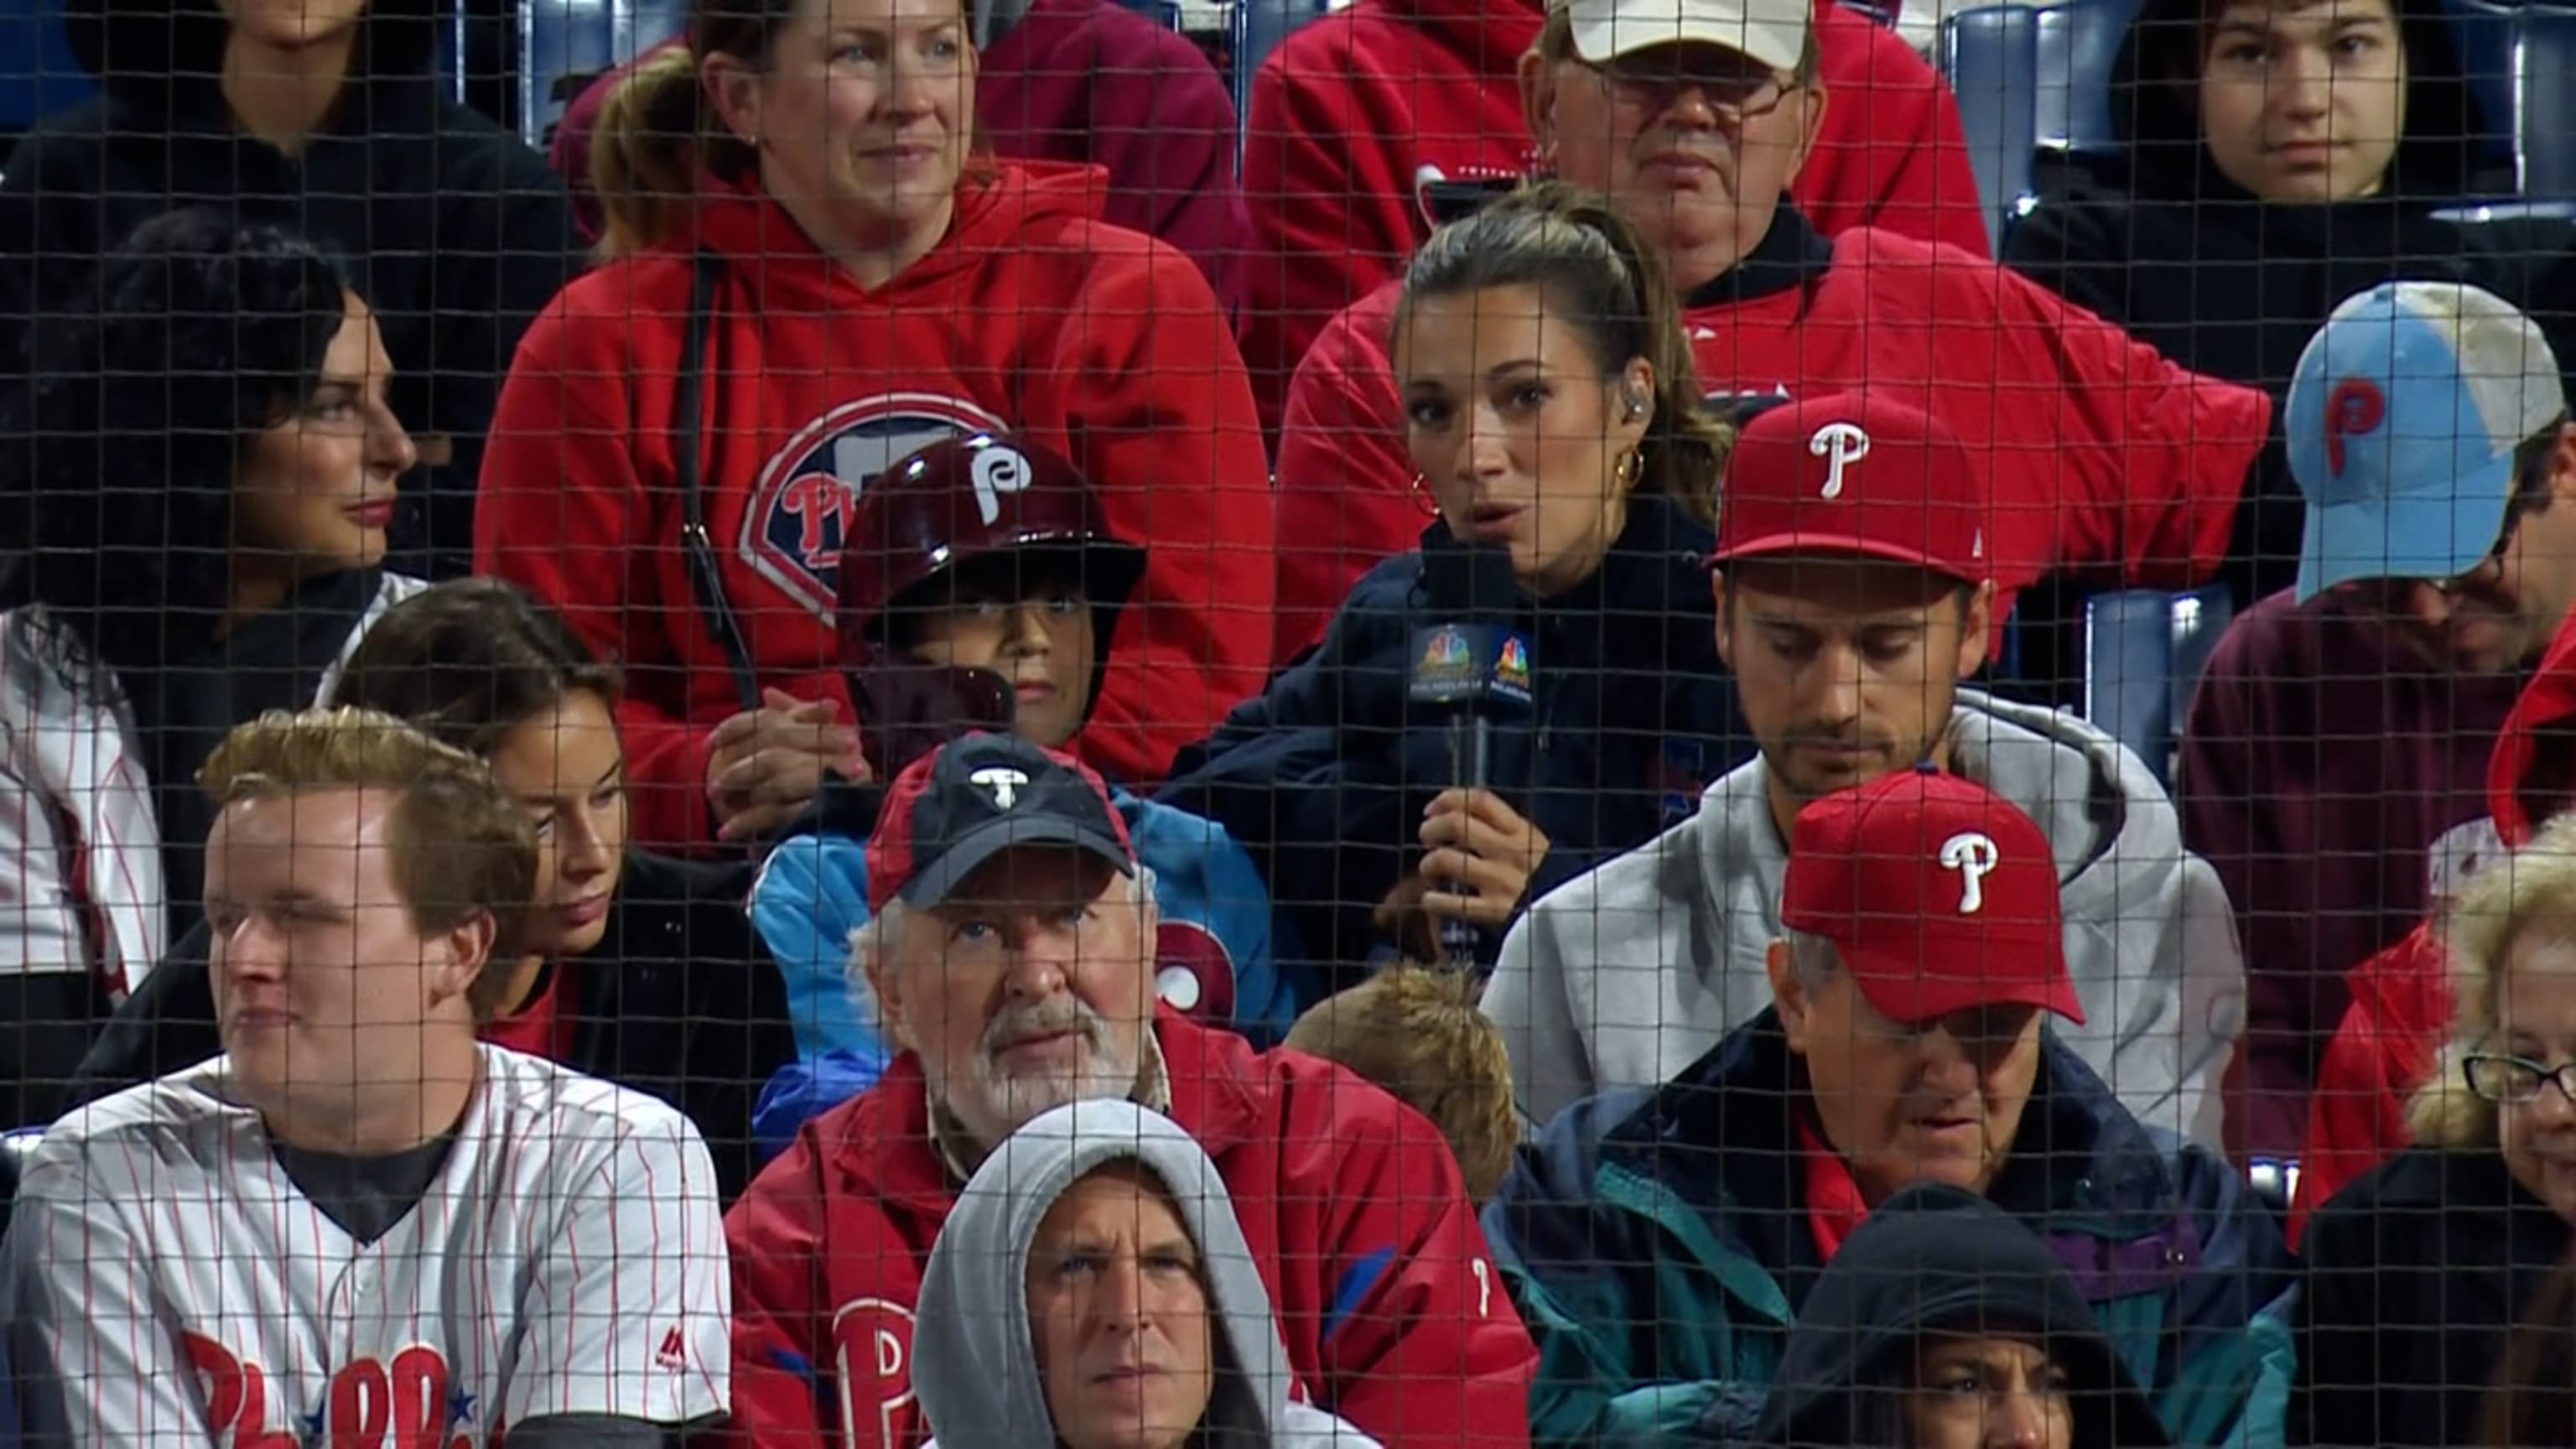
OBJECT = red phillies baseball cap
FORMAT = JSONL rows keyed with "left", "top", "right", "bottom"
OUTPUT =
{"left": 865, "top": 732, "right": 1137, "bottom": 918}
{"left": 1710, "top": 392, "right": 1990, "bottom": 584}
{"left": 1779, "top": 767, "right": 2083, "bottom": 1027}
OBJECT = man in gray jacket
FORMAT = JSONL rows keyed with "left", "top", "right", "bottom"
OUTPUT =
{"left": 1484, "top": 392, "right": 2242, "bottom": 1143}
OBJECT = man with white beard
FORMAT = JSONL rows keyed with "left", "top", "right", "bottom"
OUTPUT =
{"left": 721, "top": 732, "right": 1538, "bottom": 1449}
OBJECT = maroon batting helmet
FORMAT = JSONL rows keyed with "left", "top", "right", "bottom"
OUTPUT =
{"left": 837, "top": 433, "right": 1145, "bottom": 778}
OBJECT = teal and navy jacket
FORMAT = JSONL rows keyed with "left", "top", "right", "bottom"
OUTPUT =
{"left": 746, "top": 776, "right": 1298, "bottom": 1156}
{"left": 1483, "top": 1012, "right": 2298, "bottom": 1448}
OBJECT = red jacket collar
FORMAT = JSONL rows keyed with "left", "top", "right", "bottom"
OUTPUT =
{"left": 829, "top": 1009, "right": 1264, "bottom": 1213}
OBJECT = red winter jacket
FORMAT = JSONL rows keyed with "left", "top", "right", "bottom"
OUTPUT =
{"left": 2293, "top": 612, "right": 2576, "bottom": 1242}
{"left": 1234, "top": 0, "right": 1991, "bottom": 435}
{"left": 476, "top": 164, "right": 1274, "bottom": 850}
{"left": 1270, "top": 215, "right": 2270, "bottom": 665}
{"left": 720, "top": 1011, "right": 1540, "bottom": 1449}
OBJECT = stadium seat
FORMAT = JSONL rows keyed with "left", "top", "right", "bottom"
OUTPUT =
{"left": 1941, "top": 4, "right": 2042, "bottom": 252}
{"left": 1230, "top": 0, "right": 1329, "bottom": 120}
{"left": 2031, "top": 0, "right": 2132, "bottom": 158}
{"left": 0, "top": 0, "right": 92, "bottom": 134}
{"left": 2246, "top": 1157, "right": 2298, "bottom": 1227}
{"left": 516, "top": 0, "right": 689, "bottom": 143}
{"left": 2081, "top": 584, "right": 2234, "bottom": 788}
{"left": 2445, "top": 0, "right": 2567, "bottom": 185}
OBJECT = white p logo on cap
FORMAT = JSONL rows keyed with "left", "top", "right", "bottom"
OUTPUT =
{"left": 1809, "top": 421, "right": 1870, "bottom": 500}
{"left": 969, "top": 445, "right": 1032, "bottom": 526}
{"left": 1938, "top": 830, "right": 2000, "bottom": 914}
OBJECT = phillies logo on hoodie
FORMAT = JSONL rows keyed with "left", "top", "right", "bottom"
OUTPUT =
{"left": 743, "top": 392, "right": 1010, "bottom": 620}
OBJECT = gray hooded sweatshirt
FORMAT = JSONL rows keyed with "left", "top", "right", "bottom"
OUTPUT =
{"left": 1483, "top": 689, "right": 2244, "bottom": 1142}
{"left": 914, "top": 1098, "right": 1384, "bottom": 1449}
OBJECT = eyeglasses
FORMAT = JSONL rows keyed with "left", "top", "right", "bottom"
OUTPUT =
{"left": 1591, "top": 60, "right": 1796, "bottom": 127}
{"left": 2463, "top": 1052, "right": 2576, "bottom": 1105}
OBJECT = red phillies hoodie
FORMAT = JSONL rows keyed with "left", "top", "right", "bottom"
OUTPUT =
{"left": 1269, "top": 210, "right": 2271, "bottom": 665}
{"left": 477, "top": 162, "right": 1275, "bottom": 851}
{"left": 2293, "top": 612, "right": 2576, "bottom": 1243}
{"left": 1234, "top": 0, "right": 1992, "bottom": 434}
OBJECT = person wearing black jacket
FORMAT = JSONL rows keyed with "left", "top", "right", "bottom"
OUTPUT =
{"left": 67, "top": 579, "right": 796, "bottom": 1202}
{"left": 1732, "top": 1182, "right": 2174, "bottom": 1448}
{"left": 0, "top": 0, "right": 583, "bottom": 581}
{"left": 1996, "top": 0, "right": 2521, "bottom": 683}
{"left": 1161, "top": 184, "right": 1752, "bottom": 984}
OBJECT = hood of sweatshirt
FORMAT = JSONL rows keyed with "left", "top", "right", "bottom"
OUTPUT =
{"left": 66, "top": 0, "right": 443, "bottom": 113}
{"left": 1698, "top": 688, "right": 2241, "bottom": 1135}
{"left": 2104, "top": 0, "right": 2484, "bottom": 204}
{"left": 912, "top": 1098, "right": 1384, "bottom": 1448}
{"left": 691, "top": 158, "right": 1110, "bottom": 314}
{"left": 1748, "top": 1182, "right": 2174, "bottom": 1448}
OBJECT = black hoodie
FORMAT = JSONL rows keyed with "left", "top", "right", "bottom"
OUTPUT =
{"left": 0, "top": 0, "right": 584, "bottom": 582}
{"left": 1733, "top": 1182, "right": 2175, "bottom": 1449}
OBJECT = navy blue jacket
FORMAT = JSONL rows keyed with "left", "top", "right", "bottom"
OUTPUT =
{"left": 1161, "top": 495, "right": 1750, "bottom": 983}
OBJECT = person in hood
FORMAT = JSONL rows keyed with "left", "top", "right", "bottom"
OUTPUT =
{"left": 745, "top": 433, "right": 1286, "bottom": 1157}
{"left": 475, "top": 0, "right": 1274, "bottom": 855}
{"left": 1234, "top": 0, "right": 1987, "bottom": 441}
{"left": 0, "top": 0, "right": 582, "bottom": 584}
{"left": 0, "top": 208, "right": 428, "bottom": 1131}
{"left": 721, "top": 732, "right": 1537, "bottom": 1449}
{"left": 1266, "top": 0, "right": 2273, "bottom": 675}
{"left": 2005, "top": 0, "right": 2499, "bottom": 396}
{"left": 1742, "top": 1182, "right": 2174, "bottom": 1449}
{"left": 2182, "top": 281, "right": 2576, "bottom": 1159}
{"left": 1484, "top": 768, "right": 2295, "bottom": 1447}
{"left": 914, "top": 1098, "right": 1385, "bottom": 1449}
{"left": 2294, "top": 600, "right": 2576, "bottom": 1239}
{"left": 62, "top": 578, "right": 799, "bottom": 1203}
{"left": 1161, "top": 182, "right": 1752, "bottom": 984}
{"left": 1487, "top": 391, "right": 2241, "bottom": 1142}
{"left": 2298, "top": 808, "right": 2576, "bottom": 1448}
{"left": 549, "top": 3, "right": 1252, "bottom": 307}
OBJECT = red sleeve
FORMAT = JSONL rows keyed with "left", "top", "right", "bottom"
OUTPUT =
{"left": 475, "top": 294, "right": 723, "bottom": 853}
{"left": 1238, "top": 46, "right": 1421, "bottom": 435}
{"left": 1058, "top": 244, "right": 1276, "bottom": 784}
{"left": 1995, "top": 267, "right": 2273, "bottom": 588}
{"left": 720, "top": 1182, "right": 835, "bottom": 1449}
{"left": 1083, "top": 27, "right": 1253, "bottom": 313}
{"left": 2293, "top": 929, "right": 2448, "bottom": 1248}
{"left": 1271, "top": 290, "right": 1423, "bottom": 667}
{"left": 1802, "top": 6, "right": 1992, "bottom": 257}
{"left": 1312, "top": 1093, "right": 1540, "bottom": 1447}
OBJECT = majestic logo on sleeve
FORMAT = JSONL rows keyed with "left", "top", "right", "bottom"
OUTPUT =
{"left": 744, "top": 393, "right": 1010, "bottom": 621}
{"left": 1938, "top": 831, "right": 2001, "bottom": 914}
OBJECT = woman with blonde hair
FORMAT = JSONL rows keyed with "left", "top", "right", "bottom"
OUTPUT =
{"left": 2298, "top": 808, "right": 2576, "bottom": 1446}
{"left": 475, "top": 0, "right": 1274, "bottom": 854}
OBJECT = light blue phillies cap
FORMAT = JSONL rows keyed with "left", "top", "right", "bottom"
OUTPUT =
{"left": 2288, "top": 281, "right": 2564, "bottom": 604}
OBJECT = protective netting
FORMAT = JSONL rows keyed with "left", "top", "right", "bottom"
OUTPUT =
{"left": 0, "top": 0, "right": 2561, "bottom": 1444}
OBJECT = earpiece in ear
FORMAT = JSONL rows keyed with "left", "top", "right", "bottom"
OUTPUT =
{"left": 1624, "top": 384, "right": 1649, "bottom": 421}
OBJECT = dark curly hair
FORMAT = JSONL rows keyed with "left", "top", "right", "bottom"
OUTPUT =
{"left": 0, "top": 206, "right": 356, "bottom": 675}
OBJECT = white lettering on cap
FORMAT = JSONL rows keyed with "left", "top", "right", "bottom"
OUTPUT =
{"left": 1809, "top": 421, "right": 1871, "bottom": 500}
{"left": 1938, "top": 830, "right": 2000, "bottom": 914}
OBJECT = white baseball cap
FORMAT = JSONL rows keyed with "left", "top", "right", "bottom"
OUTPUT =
{"left": 1563, "top": 0, "right": 1811, "bottom": 72}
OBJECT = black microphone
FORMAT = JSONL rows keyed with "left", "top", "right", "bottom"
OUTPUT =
{"left": 1409, "top": 547, "right": 1535, "bottom": 963}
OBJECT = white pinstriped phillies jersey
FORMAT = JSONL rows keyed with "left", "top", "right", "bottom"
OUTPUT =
{"left": 3, "top": 1045, "right": 731, "bottom": 1447}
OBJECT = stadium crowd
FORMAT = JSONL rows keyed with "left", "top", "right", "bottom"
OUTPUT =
{"left": 0, "top": 0, "right": 2571, "bottom": 1441}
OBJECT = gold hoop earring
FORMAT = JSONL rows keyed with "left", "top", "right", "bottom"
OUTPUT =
{"left": 1613, "top": 447, "right": 1643, "bottom": 490}
{"left": 1409, "top": 472, "right": 1441, "bottom": 517}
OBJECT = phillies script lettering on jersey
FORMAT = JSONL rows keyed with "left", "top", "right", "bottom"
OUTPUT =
{"left": 3, "top": 1047, "right": 735, "bottom": 1446}
{"left": 184, "top": 1333, "right": 496, "bottom": 1449}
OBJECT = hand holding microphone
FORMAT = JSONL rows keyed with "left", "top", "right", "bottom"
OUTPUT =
{"left": 1405, "top": 546, "right": 1543, "bottom": 963}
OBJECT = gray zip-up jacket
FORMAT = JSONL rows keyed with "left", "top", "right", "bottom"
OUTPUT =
{"left": 1483, "top": 689, "right": 2243, "bottom": 1142}
{"left": 914, "top": 1098, "right": 1384, "bottom": 1448}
